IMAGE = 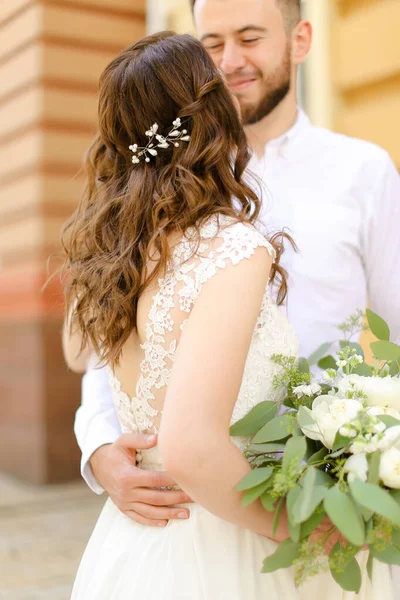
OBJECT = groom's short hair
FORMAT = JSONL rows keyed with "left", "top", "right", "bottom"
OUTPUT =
{"left": 190, "top": 0, "right": 301, "bottom": 31}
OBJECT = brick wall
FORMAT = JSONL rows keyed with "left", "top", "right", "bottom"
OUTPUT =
{"left": 0, "top": 0, "right": 145, "bottom": 483}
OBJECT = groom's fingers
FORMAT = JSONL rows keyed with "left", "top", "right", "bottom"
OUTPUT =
{"left": 128, "top": 487, "right": 192, "bottom": 506}
{"left": 126, "top": 502, "right": 190, "bottom": 522}
{"left": 122, "top": 510, "right": 168, "bottom": 528}
{"left": 115, "top": 432, "right": 158, "bottom": 451}
{"left": 131, "top": 467, "right": 178, "bottom": 490}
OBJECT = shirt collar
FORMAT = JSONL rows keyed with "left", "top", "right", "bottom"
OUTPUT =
{"left": 251, "top": 108, "right": 311, "bottom": 163}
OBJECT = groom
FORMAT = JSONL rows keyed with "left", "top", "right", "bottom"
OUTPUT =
{"left": 74, "top": 0, "right": 400, "bottom": 527}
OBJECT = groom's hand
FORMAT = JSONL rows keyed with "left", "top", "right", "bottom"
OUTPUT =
{"left": 89, "top": 432, "right": 192, "bottom": 527}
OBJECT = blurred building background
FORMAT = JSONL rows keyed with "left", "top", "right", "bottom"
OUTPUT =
{"left": 0, "top": 0, "right": 399, "bottom": 597}
{"left": 0, "top": 0, "right": 399, "bottom": 486}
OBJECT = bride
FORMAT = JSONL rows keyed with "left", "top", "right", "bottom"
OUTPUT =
{"left": 63, "top": 32, "right": 391, "bottom": 600}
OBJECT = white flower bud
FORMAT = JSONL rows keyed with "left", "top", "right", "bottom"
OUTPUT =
{"left": 344, "top": 453, "right": 368, "bottom": 483}
{"left": 380, "top": 447, "right": 400, "bottom": 488}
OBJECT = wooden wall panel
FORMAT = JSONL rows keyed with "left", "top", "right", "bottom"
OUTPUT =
{"left": 332, "top": 0, "right": 400, "bottom": 168}
{"left": 0, "top": 44, "right": 42, "bottom": 100}
{"left": 44, "top": 4, "right": 145, "bottom": 49}
{"left": 0, "top": 175, "right": 42, "bottom": 220}
{"left": 0, "top": 130, "right": 43, "bottom": 180}
{"left": 0, "top": 0, "right": 146, "bottom": 484}
{"left": 0, "top": 86, "right": 98, "bottom": 140}
{"left": 0, "top": 87, "right": 43, "bottom": 140}
{"left": 43, "top": 43, "right": 115, "bottom": 87}
{"left": 337, "top": 79, "right": 400, "bottom": 167}
{"left": 57, "top": 0, "right": 146, "bottom": 14}
{"left": 0, "top": 4, "right": 40, "bottom": 61}
{"left": 43, "top": 87, "right": 98, "bottom": 125}
{"left": 334, "top": 0, "right": 400, "bottom": 90}
{"left": 0, "top": 0, "right": 31, "bottom": 24}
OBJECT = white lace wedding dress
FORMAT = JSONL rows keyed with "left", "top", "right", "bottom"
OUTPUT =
{"left": 71, "top": 216, "right": 392, "bottom": 599}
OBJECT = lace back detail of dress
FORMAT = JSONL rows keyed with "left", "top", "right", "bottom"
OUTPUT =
{"left": 108, "top": 216, "right": 297, "bottom": 471}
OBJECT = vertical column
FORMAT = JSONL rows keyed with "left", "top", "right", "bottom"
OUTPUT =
{"left": 164, "top": 0, "right": 194, "bottom": 34}
{"left": 302, "top": 0, "right": 335, "bottom": 129}
{"left": 0, "top": 0, "right": 146, "bottom": 484}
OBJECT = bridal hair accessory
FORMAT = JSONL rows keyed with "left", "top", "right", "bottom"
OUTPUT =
{"left": 129, "top": 118, "right": 190, "bottom": 165}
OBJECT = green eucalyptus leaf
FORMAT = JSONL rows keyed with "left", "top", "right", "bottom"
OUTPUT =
{"left": 308, "top": 342, "right": 333, "bottom": 366}
{"left": 324, "top": 486, "right": 365, "bottom": 546}
{"left": 273, "top": 497, "right": 285, "bottom": 537}
{"left": 367, "top": 452, "right": 381, "bottom": 485}
{"left": 294, "top": 485, "right": 327, "bottom": 525}
{"left": 314, "top": 468, "right": 335, "bottom": 487}
{"left": 305, "top": 437, "right": 318, "bottom": 460}
{"left": 379, "top": 415, "right": 400, "bottom": 428}
{"left": 318, "top": 355, "right": 338, "bottom": 371}
{"left": 292, "top": 467, "right": 316, "bottom": 524}
{"left": 361, "top": 508, "right": 374, "bottom": 522}
{"left": 230, "top": 401, "right": 277, "bottom": 437}
{"left": 390, "top": 361, "right": 400, "bottom": 376}
{"left": 282, "top": 436, "right": 307, "bottom": 470}
{"left": 391, "top": 490, "right": 400, "bottom": 505}
{"left": 366, "top": 309, "right": 390, "bottom": 341}
{"left": 297, "top": 357, "right": 310, "bottom": 374}
{"left": 297, "top": 406, "right": 315, "bottom": 429}
{"left": 262, "top": 538, "right": 301, "bottom": 573}
{"left": 242, "top": 480, "right": 272, "bottom": 507}
{"left": 287, "top": 485, "right": 302, "bottom": 542}
{"left": 370, "top": 544, "right": 400, "bottom": 565}
{"left": 329, "top": 544, "right": 362, "bottom": 593}
{"left": 332, "top": 430, "right": 353, "bottom": 452}
{"left": 260, "top": 490, "right": 277, "bottom": 512}
{"left": 283, "top": 396, "right": 296, "bottom": 409}
{"left": 371, "top": 341, "right": 400, "bottom": 362}
{"left": 300, "top": 506, "right": 325, "bottom": 538}
{"left": 235, "top": 467, "right": 273, "bottom": 492}
{"left": 391, "top": 529, "right": 400, "bottom": 549}
{"left": 252, "top": 415, "right": 292, "bottom": 444}
{"left": 350, "top": 480, "right": 400, "bottom": 527}
{"left": 247, "top": 443, "right": 285, "bottom": 454}
{"left": 353, "top": 363, "right": 373, "bottom": 377}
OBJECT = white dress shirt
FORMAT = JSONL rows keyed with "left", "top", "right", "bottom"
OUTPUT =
{"left": 75, "top": 109, "right": 400, "bottom": 493}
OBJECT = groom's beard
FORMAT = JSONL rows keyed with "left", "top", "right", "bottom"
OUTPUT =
{"left": 238, "top": 46, "right": 292, "bottom": 125}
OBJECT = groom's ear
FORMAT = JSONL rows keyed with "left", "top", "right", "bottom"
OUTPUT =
{"left": 291, "top": 20, "right": 312, "bottom": 66}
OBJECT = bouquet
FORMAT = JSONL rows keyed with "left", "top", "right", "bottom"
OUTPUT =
{"left": 231, "top": 309, "right": 400, "bottom": 592}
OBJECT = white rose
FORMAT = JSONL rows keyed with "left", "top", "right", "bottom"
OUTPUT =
{"left": 300, "top": 395, "right": 363, "bottom": 449}
{"left": 344, "top": 453, "right": 368, "bottom": 483}
{"left": 367, "top": 405, "right": 400, "bottom": 421}
{"left": 379, "top": 447, "right": 400, "bottom": 489}
{"left": 339, "top": 374, "right": 400, "bottom": 411}
{"left": 377, "top": 425, "right": 400, "bottom": 452}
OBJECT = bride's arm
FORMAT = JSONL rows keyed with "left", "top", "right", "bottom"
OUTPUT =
{"left": 159, "top": 247, "right": 289, "bottom": 541}
{"left": 62, "top": 301, "right": 91, "bottom": 373}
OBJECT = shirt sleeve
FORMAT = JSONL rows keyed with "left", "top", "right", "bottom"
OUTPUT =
{"left": 364, "top": 153, "right": 400, "bottom": 343}
{"left": 74, "top": 363, "right": 122, "bottom": 494}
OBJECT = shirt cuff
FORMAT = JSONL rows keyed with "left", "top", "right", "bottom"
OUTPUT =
{"left": 80, "top": 429, "right": 120, "bottom": 495}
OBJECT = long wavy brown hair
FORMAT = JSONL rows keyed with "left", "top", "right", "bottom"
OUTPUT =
{"left": 61, "top": 32, "right": 291, "bottom": 366}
